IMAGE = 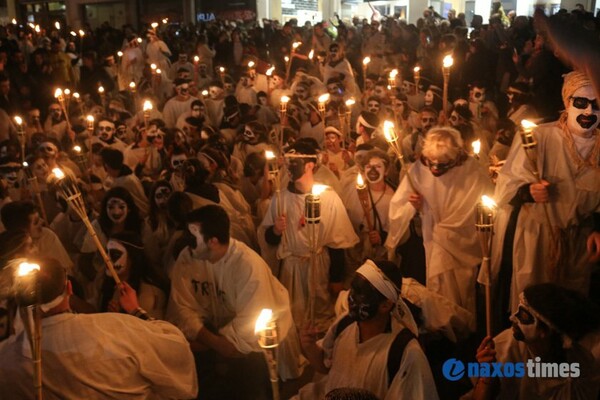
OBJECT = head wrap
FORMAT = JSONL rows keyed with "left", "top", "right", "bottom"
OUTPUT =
{"left": 356, "top": 259, "right": 419, "bottom": 336}
{"left": 562, "top": 71, "right": 593, "bottom": 110}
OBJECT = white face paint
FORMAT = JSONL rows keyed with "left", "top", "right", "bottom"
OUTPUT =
{"left": 566, "top": 85, "right": 600, "bottom": 137}
{"left": 171, "top": 154, "right": 187, "bottom": 170}
{"left": 106, "top": 197, "right": 128, "bottom": 224}
{"left": 154, "top": 186, "right": 171, "bottom": 208}
{"left": 40, "top": 142, "right": 58, "bottom": 159}
{"left": 98, "top": 122, "right": 115, "bottom": 141}
{"left": 243, "top": 126, "right": 257, "bottom": 143}
{"left": 367, "top": 100, "right": 380, "bottom": 114}
{"left": 188, "top": 223, "right": 210, "bottom": 260}
{"left": 424, "top": 90, "right": 434, "bottom": 106}
{"left": 365, "top": 157, "right": 386, "bottom": 183}
{"left": 107, "top": 240, "right": 128, "bottom": 277}
{"left": 509, "top": 297, "right": 542, "bottom": 344}
{"left": 209, "top": 86, "right": 224, "bottom": 100}
{"left": 32, "top": 158, "right": 49, "bottom": 180}
{"left": 470, "top": 88, "right": 486, "bottom": 103}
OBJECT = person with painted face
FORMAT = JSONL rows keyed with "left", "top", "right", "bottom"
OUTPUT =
{"left": 268, "top": 69, "right": 292, "bottom": 109}
{"left": 472, "top": 283, "right": 600, "bottom": 400}
{"left": 233, "top": 121, "right": 270, "bottom": 164}
{"left": 176, "top": 99, "right": 205, "bottom": 132}
{"left": 321, "top": 126, "right": 351, "bottom": 178}
{"left": 402, "top": 106, "right": 438, "bottom": 163}
{"left": 387, "top": 127, "right": 493, "bottom": 318}
{"left": 468, "top": 82, "right": 499, "bottom": 141}
{"left": 43, "top": 101, "right": 74, "bottom": 146}
{"left": 235, "top": 71, "right": 258, "bottom": 106}
{"left": 255, "top": 90, "right": 279, "bottom": 127}
{"left": 449, "top": 104, "right": 492, "bottom": 166}
{"left": 163, "top": 78, "right": 198, "bottom": 129}
{"left": 488, "top": 72, "right": 600, "bottom": 324}
{"left": 123, "top": 124, "right": 164, "bottom": 180}
{"left": 101, "top": 231, "right": 169, "bottom": 320}
{"left": 205, "top": 80, "right": 226, "bottom": 128}
{"left": 342, "top": 150, "right": 395, "bottom": 262}
{"left": 23, "top": 154, "right": 63, "bottom": 223}
{"left": 262, "top": 141, "right": 359, "bottom": 332}
{"left": 165, "top": 147, "right": 188, "bottom": 192}
{"left": 92, "top": 119, "right": 127, "bottom": 152}
{"left": 298, "top": 259, "right": 438, "bottom": 400}
{"left": 145, "top": 181, "right": 175, "bottom": 270}
{"left": 0, "top": 256, "right": 198, "bottom": 399}
{"left": 423, "top": 85, "right": 444, "bottom": 114}
{"left": 167, "top": 205, "right": 300, "bottom": 394}
{"left": 356, "top": 111, "right": 385, "bottom": 150}
{"left": 505, "top": 81, "right": 537, "bottom": 125}
{"left": 100, "top": 147, "right": 149, "bottom": 216}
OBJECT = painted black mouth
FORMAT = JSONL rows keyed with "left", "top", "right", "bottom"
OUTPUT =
{"left": 577, "top": 114, "right": 598, "bottom": 129}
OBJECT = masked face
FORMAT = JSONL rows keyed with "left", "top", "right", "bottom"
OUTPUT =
{"left": 98, "top": 122, "right": 115, "bottom": 142}
{"left": 449, "top": 111, "right": 462, "bottom": 127}
{"left": 176, "top": 83, "right": 190, "bottom": 97}
{"left": 154, "top": 186, "right": 171, "bottom": 208}
{"left": 271, "top": 75, "right": 283, "bottom": 89}
{"left": 420, "top": 113, "right": 436, "bottom": 132}
{"left": 286, "top": 157, "right": 307, "bottom": 182}
{"left": 348, "top": 275, "right": 382, "bottom": 322}
{"left": 510, "top": 297, "right": 542, "bottom": 343}
{"left": 566, "top": 85, "right": 600, "bottom": 136}
{"left": 188, "top": 222, "right": 210, "bottom": 260}
{"left": 365, "top": 157, "right": 386, "bottom": 183}
{"left": 106, "top": 197, "right": 128, "bottom": 224}
{"left": 506, "top": 89, "right": 517, "bottom": 104}
{"left": 295, "top": 86, "right": 309, "bottom": 101}
{"left": 470, "top": 87, "right": 486, "bottom": 103}
{"left": 424, "top": 90, "right": 434, "bottom": 106}
{"left": 49, "top": 105, "right": 62, "bottom": 120}
{"left": 209, "top": 86, "right": 223, "bottom": 100}
{"left": 329, "top": 46, "right": 341, "bottom": 62}
{"left": 367, "top": 100, "right": 381, "bottom": 114}
{"left": 32, "top": 158, "right": 49, "bottom": 180}
{"left": 401, "top": 81, "right": 411, "bottom": 94}
{"left": 243, "top": 126, "right": 258, "bottom": 144}
{"left": 107, "top": 240, "right": 128, "bottom": 277}
{"left": 171, "top": 153, "right": 187, "bottom": 170}
{"left": 40, "top": 142, "right": 58, "bottom": 159}
{"left": 115, "top": 124, "right": 127, "bottom": 140}
{"left": 224, "top": 82, "right": 234, "bottom": 94}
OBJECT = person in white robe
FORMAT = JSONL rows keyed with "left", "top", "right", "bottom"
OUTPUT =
{"left": 483, "top": 71, "right": 600, "bottom": 315}
{"left": 167, "top": 205, "right": 302, "bottom": 387}
{"left": 322, "top": 43, "right": 361, "bottom": 99}
{"left": 261, "top": 141, "right": 359, "bottom": 332}
{"left": 296, "top": 259, "right": 439, "bottom": 400}
{"left": 162, "top": 79, "right": 198, "bottom": 128}
{"left": 386, "top": 126, "right": 493, "bottom": 318}
{"left": 0, "top": 257, "right": 198, "bottom": 399}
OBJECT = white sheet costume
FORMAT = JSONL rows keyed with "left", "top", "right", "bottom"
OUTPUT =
{"left": 261, "top": 186, "right": 359, "bottom": 331}
{"left": 0, "top": 313, "right": 198, "bottom": 399}
{"left": 167, "top": 239, "right": 300, "bottom": 379}
{"left": 386, "top": 157, "right": 493, "bottom": 317}
{"left": 483, "top": 122, "right": 600, "bottom": 311}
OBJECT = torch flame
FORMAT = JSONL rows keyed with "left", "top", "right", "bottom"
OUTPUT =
{"left": 345, "top": 98, "right": 356, "bottom": 107}
{"left": 363, "top": 57, "right": 371, "bottom": 65}
{"left": 266, "top": 66, "right": 275, "bottom": 76}
{"left": 201, "top": 90, "right": 208, "bottom": 97}
{"left": 52, "top": 168, "right": 65, "bottom": 180}
{"left": 318, "top": 93, "right": 330, "bottom": 104}
{"left": 443, "top": 55, "right": 454, "bottom": 68}
{"left": 117, "top": 51, "right": 123, "bottom": 57}
{"left": 255, "top": 308, "right": 273, "bottom": 334}
{"left": 356, "top": 173, "right": 365, "bottom": 188}
{"left": 137, "top": 38, "right": 143, "bottom": 43}
{"left": 35, "top": 25, "right": 40, "bottom": 33}
{"left": 151, "top": 22, "right": 159, "bottom": 29}
{"left": 98, "top": 86, "right": 105, "bottom": 94}
{"left": 150, "top": 63, "right": 157, "bottom": 70}
{"left": 284, "top": 56, "right": 289, "bottom": 63}
{"left": 194, "top": 55, "right": 199, "bottom": 63}
{"left": 86, "top": 115, "right": 94, "bottom": 123}
{"left": 292, "top": 42, "right": 301, "bottom": 50}
{"left": 64, "top": 89, "right": 71, "bottom": 96}
{"left": 383, "top": 120, "right": 395, "bottom": 142}
{"left": 521, "top": 120, "right": 537, "bottom": 131}
{"left": 23, "top": 161, "right": 28, "bottom": 168}
{"left": 78, "top": 29, "right": 85, "bottom": 37}
{"left": 73, "top": 145, "right": 81, "bottom": 153}
{"left": 14, "top": 116, "right": 23, "bottom": 125}
{"left": 73, "top": 92, "right": 80, "bottom": 99}
{"left": 143, "top": 100, "right": 153, "bottom": 111}
{"left": 156, "top": 68, "right": 162, "bottom": 75}
{"left": 54, "top": 22, "right": 61, "bottom": 30}
{"left": 17, "top": 262, "right": 40, "bottom": 277}
{"left": 219, "top": 67, "right": 225, "bottom": 73}
{"left": 162, "top": 18, "right": 169, "bottom": 24}
{"left": 481, "top": 195, "right": 497, "bottom": 209}
{"left": 280, "top": 95, "right": 290, "bottom": 104}
{"left": 11, "top": 19, "right": 16, "bottom": 25}
{"left": 70, "top": 31, "right": 77, "bottom": 37}
{"left": 312, "top": 184, "right": 328, "bottom": 196}
{"left": 308, "top": 50, "right": 314, "bottom": 60}
{"left": 414, "top": 66, "right": 421, "bottom": 73}
{"left": 265, "top": 150, "right": 275, "bottom": 160}
{"left": 389, "top": 69, "right": 398, "bottom": 79}
{"left": 248, "top": 61, "right": 255, "bottom": 68}
{"left": 129, "top": 81, "right": 136, "bottom": 89}
{"left": 54, "top": 88, "right": 63, "bottom": 98}
{"left": 472, "top": 139, "right": 481, "bottom": 155}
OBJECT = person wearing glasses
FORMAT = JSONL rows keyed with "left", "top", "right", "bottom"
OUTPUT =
{"left": 386, "top": 126, "right": 493, "bottom": 318}
{"left": 487, "top": 71, "right": 600, "bottom": 325}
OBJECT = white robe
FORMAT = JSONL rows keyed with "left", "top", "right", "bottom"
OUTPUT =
{"left": 0, "top": 313, "right": 198, "bottom": 399}
{"left": 167, "top": 239, "right": 301, "bottom": 379}
{"left": 162, "top": 96, "right": 198, "bottom": 129}
{"left": 295, "top": 317, "right": 439, "bottom": 400}
{"left": 386, "top": 157, "right": 493, "bottom": 316}
{"left": 261, "top": 186, "right": 359, "bottom": 331}
{"left": 482, "top": 123, "right": 600, "bottom": 311}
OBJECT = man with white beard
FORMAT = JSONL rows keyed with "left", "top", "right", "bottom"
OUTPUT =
{"left": 486, "top": 71, "right": 600, "bottom": 318}
{"left": 386, "top": 127, "right": 493, "bottom": 318}
{"left": 167, "top": 205, "right": 300, "bottom": 396}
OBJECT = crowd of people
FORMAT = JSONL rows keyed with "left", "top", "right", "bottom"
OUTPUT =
{"left": 0, "top": 4, "right": 598, "bottom": 400}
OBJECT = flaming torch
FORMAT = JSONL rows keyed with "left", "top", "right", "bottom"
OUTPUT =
{"left": 472, "top": 139, "right": 481, "bottom": 160}
{"left": 475, "top": 195, "right": 497, "bottom": 337}
{"left": 383, "top": 120, "right": 415, "bottom": 190}
{"left": 22, "top": 162, "right": 48, "bottom": 224}
{"left": 362, "top": 57, "right": 371, "bottom": 91}
{"left": 255, "top": 309, "right": 280, "bottom": 400}
{"left": 49, "top": 168, "right": 121, "bottom": 284}
{"left": 318, "top": 93, "right": 330, "bottom": 121}
{"left": 143, "top": 100, "right": 153, "bottom": 132}
{"left": 356, "top": 173, "right": 375, "bottom": 237}
{"left": 388, "top": 69, "right": 399, "bottom": 90}
{"left": 413, "top": 66, "right": 421, "bottom": 94}
{"left": 14, "top": 116, "right": 25, "bottom": 162}
{"left": 344, "top": 98, "right": 355, "bottom": 148}
{"left": 54, "top": 88, "right": 72, "bottom": 133}
{"left": 219, "top": 66, "right": 226, "bottom": 84}
{"left": 16, "top": 261, "right": 43, "bottom": 400}
{"left": 305, "top": 184, "right": 327, "bottom": 326}
{"left": 442, "top": 55, "right": 453, "bottom": 121}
